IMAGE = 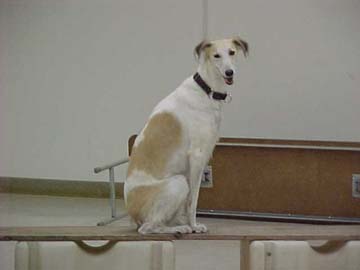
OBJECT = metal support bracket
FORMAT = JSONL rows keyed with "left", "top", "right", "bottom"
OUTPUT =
{"left": 94, "top": 157, "right": 129, "bottom": 226}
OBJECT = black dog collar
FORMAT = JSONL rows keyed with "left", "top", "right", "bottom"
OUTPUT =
{"left": 193, "top": 72, "right": 231, "bottom": 102}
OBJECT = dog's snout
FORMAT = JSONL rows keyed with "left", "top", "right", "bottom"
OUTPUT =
{"left": 225, "top": 69, "right": 234, "bottom": 77}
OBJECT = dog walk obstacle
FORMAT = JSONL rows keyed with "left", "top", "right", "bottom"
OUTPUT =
{"left": 2, "top": 223, "right": 360, "bottom": 242}
{"left": 1, "top": 223, "right": 360, "bottom": 270}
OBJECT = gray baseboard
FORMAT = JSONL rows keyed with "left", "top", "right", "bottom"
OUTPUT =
{"left": 0, "top": 177, "right": 124, "bottom": 198}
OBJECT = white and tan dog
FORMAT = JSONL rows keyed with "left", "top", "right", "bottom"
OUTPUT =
{"left": 124, "top": 37, "right": 248, "bottom": 234}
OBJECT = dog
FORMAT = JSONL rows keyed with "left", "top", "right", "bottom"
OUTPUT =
{"left": 124, "top": 37, "right": 248, "bottom": 234}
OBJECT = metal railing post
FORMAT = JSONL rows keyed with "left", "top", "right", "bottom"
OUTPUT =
{"left": 109, "top": 167, "right": 116, "bottom": 218}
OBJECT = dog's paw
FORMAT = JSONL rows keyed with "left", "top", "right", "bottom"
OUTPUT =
{"left": 174, "top": 225, "right": 193, "bottom": 234}
{"left": 191, "top": 223, "right": 208, "bottom": 233}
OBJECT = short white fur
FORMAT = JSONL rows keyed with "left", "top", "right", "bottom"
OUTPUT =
{"left": 124, "top": 37, "right": 248, "bottom": 234}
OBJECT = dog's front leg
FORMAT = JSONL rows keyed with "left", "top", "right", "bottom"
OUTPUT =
{"left": 187, "top": 148, "right": 208, "bottom": 233}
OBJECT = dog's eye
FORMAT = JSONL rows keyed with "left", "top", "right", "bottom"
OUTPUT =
{"left": 229, "top": 50, "right": 235, "bottom": 56}
{"left": 213, "top": 54, "right": 221, "bottom": 58}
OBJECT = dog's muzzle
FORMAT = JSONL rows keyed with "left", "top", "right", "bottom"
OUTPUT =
{"left": 224, "top": 69, "right": 234, "bottom": 85}
{"left": 224, "top": 76, "right": 233, "bottom": 85}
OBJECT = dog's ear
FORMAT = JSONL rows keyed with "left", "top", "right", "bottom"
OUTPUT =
{"left": 232, "top": 37, "right": 249, "bottom": 57}
{"left": 194, "top": 40, "right": 212, "bottom": 59}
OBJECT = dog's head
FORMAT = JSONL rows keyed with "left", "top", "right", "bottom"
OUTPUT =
{"left": 194, "top": 37, "right": 248, "bottom": 85}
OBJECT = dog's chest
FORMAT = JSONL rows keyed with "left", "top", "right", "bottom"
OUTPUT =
{"left": 185, "top": 107, "right": 221, "bottom": 160}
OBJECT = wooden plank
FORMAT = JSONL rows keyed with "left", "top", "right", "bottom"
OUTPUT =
{"left": 1, "top": 224, "right": 360, "bottom": 242}
{"left": 218, "top": 137, "right": 360, "bottom": 148}
{"left": 198, "top": 141, "right": 360, "bottom": 218}
{"left": 240, "top": 240, "right": 251, "bottom": 270}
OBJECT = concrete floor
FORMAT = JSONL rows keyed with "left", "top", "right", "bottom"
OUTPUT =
{"left": 0, "top": 193, "right": 242, "bottom": 270}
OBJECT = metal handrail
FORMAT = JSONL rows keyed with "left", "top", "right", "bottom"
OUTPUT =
{"left": 94, "top": 157, "right": 130, "bottom": 174}
{"left": 94, "top": 156, "right": 129, "bottom": 226}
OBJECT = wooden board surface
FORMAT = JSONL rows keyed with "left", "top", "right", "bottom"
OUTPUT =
{"left": 199, "top": 141, "right": 360, "bottom": 217}
{"left": 1, "top": 223, "right": 360, "bottom": 242}
{"left": 217, "top": 137, "right": 360, "bottom": 148}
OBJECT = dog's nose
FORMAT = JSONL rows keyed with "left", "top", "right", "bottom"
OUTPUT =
{"left": 225, "top": 69, "right": 234, "bottom": 77}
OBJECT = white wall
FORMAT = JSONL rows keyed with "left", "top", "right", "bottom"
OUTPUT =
{"left": 209, "top": 0, "right": 360, "bottom": 141}
{"left": 0, "top": 0, "right": 359, "bottom": 181}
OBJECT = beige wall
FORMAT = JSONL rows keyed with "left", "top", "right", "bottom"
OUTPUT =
{"left": 0, "top": 0, "right": 359, "bottom": 181}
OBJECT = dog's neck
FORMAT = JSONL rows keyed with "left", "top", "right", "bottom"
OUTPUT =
{"left": 196, "top": 64, "right": 227, "bottom": 94}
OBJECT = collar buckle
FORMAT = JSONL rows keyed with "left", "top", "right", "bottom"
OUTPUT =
{"left": 224, "top": 93, "right": 232, "bottom": 103}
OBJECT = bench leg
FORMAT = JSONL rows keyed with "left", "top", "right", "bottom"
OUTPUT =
{"left": 240, "top": 240, "right": 251, "bottom": 270}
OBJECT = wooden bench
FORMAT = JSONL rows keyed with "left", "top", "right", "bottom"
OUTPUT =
{"left": 2, "top": 223, "right": 360, "bottom": 270}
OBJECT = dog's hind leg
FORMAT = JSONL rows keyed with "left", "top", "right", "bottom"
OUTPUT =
{"left": 137, "top": 175, "right": 192, "bottom": 235}
{"left": 168, "top": 202, "right": 189, "bottom": 226}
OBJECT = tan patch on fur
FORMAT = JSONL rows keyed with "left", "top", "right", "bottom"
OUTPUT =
{"left": 204, "top": 39, "right": 237, "bottom": 59}
{"left": 126, "top": 183, "right": 165, "bottom": 224}
{"left": 127, "top": 112, "right": 182, "bottom": 179}
{"left": 195, "top": 38, "right": 248, "bottom": 59}
{"left": 203, "top": 44, "right": 214, "bottom": 60}
{"left": 232, "top": 37, "right": 249, "bottom": 57}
